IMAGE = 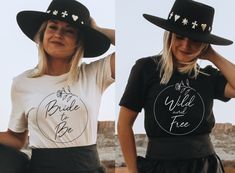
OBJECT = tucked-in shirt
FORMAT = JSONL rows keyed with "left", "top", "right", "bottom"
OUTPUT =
{"left": 8, "top": 55, "right": 114, "bottom": 148}
{"left": 120, "top": 55, "right": 229, "bottom": 137}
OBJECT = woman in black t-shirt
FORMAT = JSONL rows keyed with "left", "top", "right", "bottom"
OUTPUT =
{"left": 118, "top": 1, "right": 235, "bottom": 173}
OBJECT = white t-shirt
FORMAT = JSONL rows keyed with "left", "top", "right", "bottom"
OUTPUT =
{"left": 8, "top": 55, "right": 114, "bottom": 148}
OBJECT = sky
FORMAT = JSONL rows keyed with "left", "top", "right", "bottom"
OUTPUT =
{"left": 116, "top": 0, "right": 235, "bottom": 133}
{"left": 0, "top": 0, "right": 115, "bottom": 131}
{"left": 0, "top": 0, "right": 235, "bottom": 134}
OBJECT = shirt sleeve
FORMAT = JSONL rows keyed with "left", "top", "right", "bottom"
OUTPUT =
{"left": 119, "top": 59, "right": 146, "bottom": 112}
{"left": 93, "top": 54, "right": 114, "bottom": 93}
{"left": 8, "top": 79, "right": 28, "bottom": 132}
{"left": 213, "top": 70, "right": 230, "bottom": 102}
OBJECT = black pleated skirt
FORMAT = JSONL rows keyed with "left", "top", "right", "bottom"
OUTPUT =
{"left": 0, "top": 144, "right": 29, "bottom": 173}
{"left": 137, "top": 134, "right": 225, "bottom": 173}
{"left": 27, "top": 144, "right": 105, "bottom": 173}
{"left": 137, "top": 154, "right": 224, "bottom": 173}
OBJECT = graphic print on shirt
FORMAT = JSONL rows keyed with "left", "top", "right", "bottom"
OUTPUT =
{"left": 153, "top": 79, "right": 205, "bottom": 135}
{"left": 36, "top": 86, "right": 88, "bottom": 143}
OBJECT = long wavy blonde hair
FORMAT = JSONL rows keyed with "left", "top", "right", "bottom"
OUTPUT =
{"left": 159, "top": 31, "right": 207, "bottom": 84}
{"left": 28, "top": 21, "right": 84, "bottom": 84}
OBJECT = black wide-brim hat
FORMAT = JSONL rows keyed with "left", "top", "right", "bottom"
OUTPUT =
{"left": 143, "top": 0, "right": 233, "bottom": 45}
{"left": 17, "top": 0, "right": 111, "bottom": 57}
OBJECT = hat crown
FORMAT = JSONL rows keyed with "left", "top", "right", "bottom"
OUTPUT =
{"left": 46, "top": 0, "right": 90, "bottom": 26}
{"left": 168, "top": 0, "right": 214, "bottom": 33}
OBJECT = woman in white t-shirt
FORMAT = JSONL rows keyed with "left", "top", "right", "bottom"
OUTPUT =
{"left": 0, "top": 0, "right": 115, "bottom": 172}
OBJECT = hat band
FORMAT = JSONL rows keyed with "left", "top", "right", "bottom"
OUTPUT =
{"left": 168, "top": 11, "right": 212, "bottom": 34}
{"left": 46, "top": 9, "right": 87, "bottom": 25}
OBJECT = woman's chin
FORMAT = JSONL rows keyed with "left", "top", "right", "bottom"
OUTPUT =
{"left": 175, "top": 55, "right": 197, "bottom": 63}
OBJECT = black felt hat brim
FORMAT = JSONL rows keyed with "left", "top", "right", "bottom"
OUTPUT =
{"left": 17, "top": 11, "right": 111, "bottom": 57}
{"left": 143, "top": 14, "right": 233, "bottom": 46}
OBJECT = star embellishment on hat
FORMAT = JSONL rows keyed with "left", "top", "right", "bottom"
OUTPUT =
{"left": 182, "top": 18, "right": 188, "bottom": 26}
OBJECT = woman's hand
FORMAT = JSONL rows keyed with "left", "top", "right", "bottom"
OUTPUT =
{"left": 198, "top": 44, "right": 215, "bottom": 61}
{"left": 199, "top": 45, "right": 235, "bottom": 98}
{"left": 90, "top": 17, "right": 99, "bottom": 31}
{"left": 89, "top": 16, "right": 115, "bottom": 46}
{"left": 89, "top": 17, "right": 115, "bottom": 79}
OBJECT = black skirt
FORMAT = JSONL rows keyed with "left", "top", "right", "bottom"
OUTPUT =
{"left": 0, "top": 144, "right": 29, "bottom": 173}
{"left": 137, "top": 134, "right": 225, "bottom": 173}
{"left": 137, "top": 154, "right": 224, "bottom": 173}
{"left": 27, "top": 144, "right": 105, "bottom": 173}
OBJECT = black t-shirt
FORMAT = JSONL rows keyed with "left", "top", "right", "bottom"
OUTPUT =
{"left": 119, "top": 55, "right": 230, "bottom": 138}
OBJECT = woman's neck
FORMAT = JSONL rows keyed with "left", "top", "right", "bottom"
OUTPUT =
{"left": 174, "top": 58, "right": 197, "bottom": 68}
{"left": 46, "top": 57, "right": 71, "bottom": 76}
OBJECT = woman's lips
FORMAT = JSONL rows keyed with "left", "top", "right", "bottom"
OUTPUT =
{"left": 50, "top": 40, "right": 64, "bottom": 46}
{"left": 179, "top": 50, "right": 191, "bottom": 55}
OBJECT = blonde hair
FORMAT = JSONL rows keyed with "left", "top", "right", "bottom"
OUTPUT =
{"left": 28, "top": 21, "right": 84, "bottom": 84}
{"left": 159, "top": 31, "right": 207, "bottom": 84}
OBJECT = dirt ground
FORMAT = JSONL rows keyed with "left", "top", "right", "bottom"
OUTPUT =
{"left": 225, "top": 167, "right": 235, "bottom": 173}
{"left": 107, "top": 168, "right": 127, "bottom": 173}
{"left": 114, "top": 167, "right": 128, "bottom": 173}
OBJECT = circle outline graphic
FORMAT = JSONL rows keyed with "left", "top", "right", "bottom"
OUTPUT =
{"left": 153, "top": 84, "right": 205, "bottom": 135}
{"left": 36, "top": 92, "right": 88, "bottom": 143}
